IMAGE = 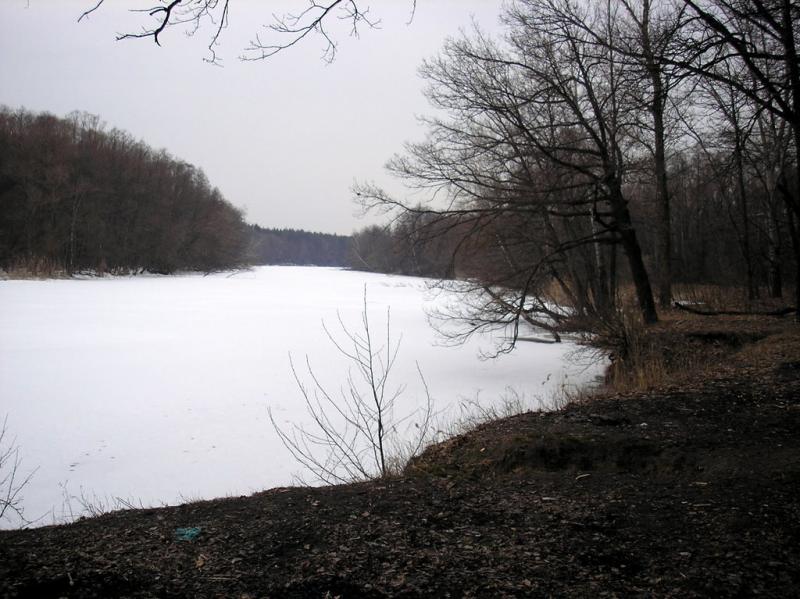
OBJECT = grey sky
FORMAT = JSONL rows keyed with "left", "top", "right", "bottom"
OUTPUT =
{"left": 0, "top": 1, "right": 504, "bottom": 235}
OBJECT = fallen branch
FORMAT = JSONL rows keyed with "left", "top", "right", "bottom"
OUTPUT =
{"left": 673, "top": 302, "right": 797, "bottom": 317}
{"left": 482, "top": 286, "right": 562, "bottom": 343}
{"left": 516, "top": 336, "right": 560, "bottom": 344}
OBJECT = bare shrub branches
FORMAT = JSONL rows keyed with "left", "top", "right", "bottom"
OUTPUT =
{"left": 0, "top": 416, "right": 36, "bottom": 527}
{"left": 55, "top": 481, "right": 145, "bottom": 524}
{"left": 269, "top": 289, "right": 433, "bottom": 485}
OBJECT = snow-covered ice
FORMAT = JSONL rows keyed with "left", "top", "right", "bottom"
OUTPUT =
{"left": 0, "top": 266, "right": 604, "bottom": 527}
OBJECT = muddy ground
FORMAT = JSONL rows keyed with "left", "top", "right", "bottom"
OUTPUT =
{"left": 1, "top": 315, "right": 799, "bottom": 597}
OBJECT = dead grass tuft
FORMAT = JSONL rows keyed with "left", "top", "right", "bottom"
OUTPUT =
{"left": 3, "top": 256, "right": 70, "bottom": 279}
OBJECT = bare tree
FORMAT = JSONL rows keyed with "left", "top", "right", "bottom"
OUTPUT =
{"left": 269, "top": 290, "right": 433, "bottom": 484}
{"left": 0, "top": 416, "right": 36, "bottom": 527}
{"left": 698, "top": 60, "right": 760, "bottom": 300}
{"left": 673, "top": 0, "right": 800, "bottom": 311}
{"left": 677, "top": 0, "right": 799, "bottom": 149}
{"left": 615, "top": 0, "right": 689, "bottom": 308}
{"left": 750, "top": 104, "right": 794, "bottom": 298}
{"left": 357, "top": 0, "right": 659, "bottom": 354}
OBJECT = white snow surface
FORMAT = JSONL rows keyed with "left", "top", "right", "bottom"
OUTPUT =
{"left": 0, "top": 266, "right": 603, "bottom": 527}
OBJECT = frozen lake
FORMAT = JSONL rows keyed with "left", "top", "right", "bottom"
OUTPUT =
{"left": 0, "top": 266, "right": 603, "bottom": 527}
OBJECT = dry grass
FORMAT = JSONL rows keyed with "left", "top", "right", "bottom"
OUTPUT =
{"left": 604, "top": 309, "right": 796, "bottom": 393}
{"left": 672, "top": 283, "right": 795, "bottom": 313}
{"left": 582, "top": 282, "right": 797, "bottom": 393}
{"left": 602, "top": 321, "right": 676, "bottom": 392}
{"left": 2, "top": 256, "right": 69, "bottom": 279}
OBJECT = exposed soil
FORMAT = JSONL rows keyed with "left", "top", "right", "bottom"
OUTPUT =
{"left": 2, "top": 314, "right": 799, "bottom": 598}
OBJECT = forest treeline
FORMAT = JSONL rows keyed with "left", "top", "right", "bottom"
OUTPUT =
{"left": 351, "top": 138, "right": 797, "bottom": 289}
{"left": 0, "top": 107, "right": 356, "bottom": 274}
{"left": 0, "top": 107, "right": 250, "bottom": 274}
{"left": 248, "top": 226, "right": 351, "bottom": 266}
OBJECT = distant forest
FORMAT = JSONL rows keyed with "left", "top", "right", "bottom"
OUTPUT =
{"left": 0, "top": 107, "right": 248, "bottom": 274}
{"left": 0, "top": 107, "right": 356, "bottom": 275}
{"left": 247, "top": 226, "right": 350, "bottom": 266}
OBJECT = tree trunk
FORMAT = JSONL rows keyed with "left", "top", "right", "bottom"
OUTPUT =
{"left": 654, "top": 112, "right": 672, "bottom": 308}
{"left": 652, "top": 86, "right": 672, "bottom": 308}
{"left": 620, "top": 226, "right": 659, "bottom": 324}
{"left": 609, "top": 182, "right": 658, "bottom": 323}
{"left": 781, "top": 0, "right": 800, "bottom": 320}
{"left": 608, "top": 240, "right": 618, "bottom": 310}
{"left": 766, "top": 203, "right": 782, "bottom": 298}
{"left": 639, "top": 0, "right": 672, "bottom": 308}
{"left": 590, "top": 210, "right": 611, "bottom": 313}
{"left": 733, "top": 132, "right": 756, "bottom": 301}
{"left": 787, "top": 210, "right": 800, "bottom": 321}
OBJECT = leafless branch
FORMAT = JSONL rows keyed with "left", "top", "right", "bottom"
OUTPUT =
{"left": 79, "top": 1, "right": 413, "bottom": 64}
{"left": 78, "top": 0, "right": 105, "bottom": 22}
{"left": 116, "top": 0, "right": 183, "bottom": 46}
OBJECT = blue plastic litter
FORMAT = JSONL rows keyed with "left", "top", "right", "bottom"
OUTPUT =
{"left": 175, "top": 527, "right": 202, "bottom": 541}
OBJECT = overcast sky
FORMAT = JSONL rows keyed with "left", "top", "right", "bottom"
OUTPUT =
{"left": 0, "top": 1, "right": 504, "bottom": 235}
